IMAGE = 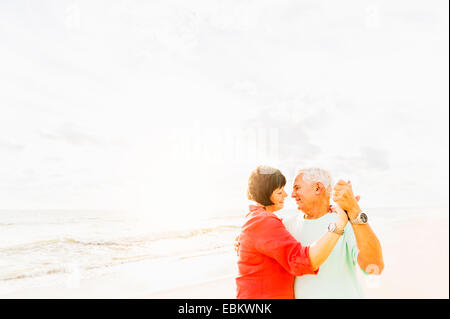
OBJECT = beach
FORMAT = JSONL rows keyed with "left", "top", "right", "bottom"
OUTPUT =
{"left": 1, "top": 210, "right": 448, "bottom": 299}
{"left": 148, "top": 214, "right": 450, "bottom": 299}
{"left": 1, "top": 0, "right": 448, "bottom": 302}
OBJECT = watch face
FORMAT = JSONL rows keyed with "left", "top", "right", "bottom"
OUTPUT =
{"left": 360, "top": 213, "right": 368, "bottom": 223}
{"left": 328, "top": 223, "right": 336, "bottom": 232}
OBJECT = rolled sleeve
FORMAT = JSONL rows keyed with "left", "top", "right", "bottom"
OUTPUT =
{"left": 253, "top": 214, "right": 318, "bottom": 276}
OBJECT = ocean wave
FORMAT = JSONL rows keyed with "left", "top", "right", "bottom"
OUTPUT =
{"left": 0, "top": 266, "right": 69, "bottom": 282}
{"left": 0, "top": 246, "right": 233, "bottom": 284}
{"left": 0, "top": 224, "right": 240, "bottom": 253}
{"left": 0, "top": 220, "right": 240, "bottom": 285}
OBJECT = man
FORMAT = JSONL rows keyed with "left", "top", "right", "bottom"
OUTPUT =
{"left": 276, "top": 168, "right": 384, "bottom": 298}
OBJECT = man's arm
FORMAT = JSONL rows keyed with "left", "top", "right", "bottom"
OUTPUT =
{"left": 333, "top": 180, "right": 384, "bottom": 275}
{"left": 352, "top": 223, "right": 384, "bottom": 274}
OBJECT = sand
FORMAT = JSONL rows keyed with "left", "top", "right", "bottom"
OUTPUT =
{"left": 146, "top": 215, "right": 449, "bottom": 299}
{"left": 145, "top": 214, "right": 450, "bottom": 299}
{"left": 358, "top": 215, "right": 449, "bottom": 298}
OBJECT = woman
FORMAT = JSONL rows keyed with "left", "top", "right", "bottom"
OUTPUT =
{"left": 236, "top": 166, "right": 348, "bottom": 299}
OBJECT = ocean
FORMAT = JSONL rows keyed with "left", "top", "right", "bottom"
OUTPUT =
{"left": 0, "top": 206, "right": 447, "bottom": 296}
{"left": 0, "top": 209, "right": 243, "bottom": 295}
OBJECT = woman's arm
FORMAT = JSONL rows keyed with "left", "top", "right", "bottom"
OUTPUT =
{"left": 251, "top": 206, "right": 347, "bottom": 276}
{"left": 252, "top": 215, "right": 317, "bottom": 276}
{"left": 308, "top": 205, "right": 348, "bottom": 270}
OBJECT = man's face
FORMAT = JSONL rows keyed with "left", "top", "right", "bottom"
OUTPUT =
{"left": 291, "top": 174, "right": 318, "bottom": 213}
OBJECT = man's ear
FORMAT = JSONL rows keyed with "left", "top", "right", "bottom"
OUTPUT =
{"left": 314, "top": 182, "right": 324, "bottom": 194}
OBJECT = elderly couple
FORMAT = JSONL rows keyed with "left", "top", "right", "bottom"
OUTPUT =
{"left": 235, "top": 166, "right": 384, "bottom": 299}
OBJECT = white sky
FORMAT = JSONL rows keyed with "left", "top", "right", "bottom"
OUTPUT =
{"left": 0, "top": 0, "right": 448, "bottom": 218}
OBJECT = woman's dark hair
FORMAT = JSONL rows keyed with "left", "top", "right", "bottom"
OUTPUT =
{"left": 247, "top": 166, "right": 286, "bottom": 206}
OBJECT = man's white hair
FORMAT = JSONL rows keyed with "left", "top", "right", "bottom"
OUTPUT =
{"left": 297, "top": 168, "right": 334, "bottom": 193}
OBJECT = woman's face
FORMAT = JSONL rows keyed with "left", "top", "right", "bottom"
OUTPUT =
{"left": 268, "top": 187, "right": 288, "bottom": 212}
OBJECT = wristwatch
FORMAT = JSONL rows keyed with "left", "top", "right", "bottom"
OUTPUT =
{"left": 328, "top": 223, "right": 344, "bottom": 236}
{"left": 349, "top": 212, "right": 368, "bottom": 225}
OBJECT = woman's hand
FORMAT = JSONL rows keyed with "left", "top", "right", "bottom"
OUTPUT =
{"left": 334, "top": 204, "right": 349, "bottom": 230}
{"left": 234, "top": 234, "right": 240, "bottom": 256}
{"left": 333, "top": 180, "right": 361, "bottom": 220}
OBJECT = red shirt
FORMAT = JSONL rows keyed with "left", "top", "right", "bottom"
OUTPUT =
{"left": 236, "top": 206, "right": 318, "bottom": 299}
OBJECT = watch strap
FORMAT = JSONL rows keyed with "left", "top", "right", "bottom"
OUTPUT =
{"left": 328, "top": 223, "right": 344, "bottom": 235}
{"left": 350, "top": 212, "right": 367, "bottom": 225}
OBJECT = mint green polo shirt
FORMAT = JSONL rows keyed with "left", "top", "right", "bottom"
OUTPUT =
{"left": 275, "top": 210, "right": 365, "bottom": 299}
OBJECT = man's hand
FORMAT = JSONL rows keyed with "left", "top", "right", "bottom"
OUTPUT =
{"left": 333, "top": 180, "right": 361, "bottom": 220}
